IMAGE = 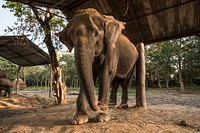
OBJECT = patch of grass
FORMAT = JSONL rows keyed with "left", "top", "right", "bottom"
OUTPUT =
{"left": 67, "top": 87, "right": 137, "bottom": 97}
{"left": 26, "top": 86, "right": 48, "bottom": 91}
{"left": 67, "top": 87, "right": 80, "bottom": 92}
{"left": 28, "top": 86, "right": 200, "bottom": 98}
{"left": 115, "top": 87, "right": 136, "bottom": 97}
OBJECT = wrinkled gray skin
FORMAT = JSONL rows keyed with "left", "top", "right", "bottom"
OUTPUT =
{"left": 57, "top": 8, "right": 138, "bottom": 124}
{"left": 0, "top": 78, "right": 12, "bottom": 97}
{"left": 108, "top": 72, "right": 135, "bottom": 109}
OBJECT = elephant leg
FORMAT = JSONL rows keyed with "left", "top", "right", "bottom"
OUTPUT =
{"left": 96, "top": 68, "right": 113, "bottom": 122}
{"left": 118, "top": 84, "right": 129, "bottom": 109}
{"left": 3, "top": 89, "right": 7, "bottom": 97}
{"left": 72, "top": 84, "right": 88, "bottom": 125}
{"left": 98, "top": 73, "right": 112, "bottom": 107}
{"left": 118, "top": 77, "right": 132, "bottom": 109}
{"left": 109, "top": 78, "right": 120, "bottom": 107}
{"left": 8, "top": 88, "right": 12, "bottom": 98}
{"left": 119, "top": 68, "right": 134, "bottom": 109}
{"left": 5, "top": 89, "right": 8, "bottom": 97}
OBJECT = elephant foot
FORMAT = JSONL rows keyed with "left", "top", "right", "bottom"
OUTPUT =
{"left": 117, "top": 103, "right": 129, "bottom": 109}
{"left": 108, "top": 102, "right": 116, "bottom": 108}
{"left": 108, "top": 100, "right": 117, "bottom": 108}
{"left": 71, "top": 111, "right": 88, "bottom": 125}
{"left": 94, "top": 112, "right": 110, "bottom": 122}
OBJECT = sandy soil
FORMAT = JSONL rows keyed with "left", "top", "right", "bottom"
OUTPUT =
{"left": 0, "top": 89, "right": 200, "bottom": 133}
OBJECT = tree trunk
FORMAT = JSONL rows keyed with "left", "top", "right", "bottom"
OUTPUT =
{"left": 150, "top": 71, "right": 154, "bottom": 88}
{"left": 30, "top": 6, "right": 67, "bottom": 104}
{"left": 36, "top": 80, "right": 39, "bottom": 91}
{"left": 72, "top": 75, "right": 74, "bottom": 87}
{"left": 45, "top": 76, "right": 47, "bottom": 96}
{"left": 40, "top": 81, "right": 42, "bottom": 89}
{"left": 49, "top": 67, "right": 53, "bottom": 98}
{"left": 157, "top": 74, "right": 161, "bottom": 89}
{"left": 179, "top": 69, "right": 185, "bottom": 92}
{"left": 178, "top": 38, "right": 185, "bottom": 92}
{"left": 16, "top": 66, "right": 21, "bottom": 94}
{"left": 190, "top": 77, "right": 193, "bottom": 88}
{"left": 45, "top": 34, "right": 67, "bottom": 104}
{"left": 165, "top": 77, "right": 169, "bottom": 89}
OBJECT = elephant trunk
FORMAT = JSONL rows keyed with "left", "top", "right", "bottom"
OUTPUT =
{"left": 75, "top": 48, "right": 100, "bottom": 111}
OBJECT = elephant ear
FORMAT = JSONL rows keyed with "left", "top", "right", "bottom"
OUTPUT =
{"left": 56, "top": 25, "right": 73, "bottom": 52}
{"left": 103, "top": 15, "right": 126, "bottom": 69}
{"left": 104, "top": 15, "right": 126, "bottom": 48}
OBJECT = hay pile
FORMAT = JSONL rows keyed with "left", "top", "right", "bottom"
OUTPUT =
{"left": 13, "top": 79, "right": 26, "bottom": 90}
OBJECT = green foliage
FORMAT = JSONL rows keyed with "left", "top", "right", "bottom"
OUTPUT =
{"left": 59, "top": 53, "right": 79, "bottom": 87}
{"left": 0, "top": 57, "right": 18, "bottom": 80}
{"left": 146, "top": 36, "right": 200, "bottom": 88}
{"left": 2, "top": 1, "right": 67, "bottom": 50}
{"left": 0, "top": 53, "right": 78, "bottom": 88}
{"left": 182, "top": 37, "right": 200, "bottom": 84}
{"left": 25, "top": 65, "right": 50, "bottom": 87}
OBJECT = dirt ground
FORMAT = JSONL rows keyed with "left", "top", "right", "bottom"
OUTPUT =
{"left": 0, "top": 89, "right": 200, "bottom": 133}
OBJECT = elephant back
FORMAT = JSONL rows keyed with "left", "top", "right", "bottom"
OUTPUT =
{"left": 0, "top": 69, "right": 7, "bottom": 78}
{"left": 0, "top": 78, "right": 13, "bottom": 89}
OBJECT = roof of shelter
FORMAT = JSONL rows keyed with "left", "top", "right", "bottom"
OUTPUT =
{"left": 0, "top": 36, "right": 50, "bottom": 67}
{"left": 7, "top": 0, "right": 200, "bottom": 44}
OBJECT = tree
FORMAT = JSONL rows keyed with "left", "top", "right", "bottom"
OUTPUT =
{"left": 182, "top": 36, "right": 200, "bottom": 87}
{"left": 25, "top": 66, "right": 50, "bottom": 88}
{"left": 170, "top": 38, "right": 185, "bottom": 91}
{"left": 3, "top": 2, "right": 67, "bottom": 104}
{"left": 59, "top": 53, "right": 78, "bottom": 87}
{"left": 146, "top": 36, "right": 200, "bottom": 90}
{"left": 146, "top": 40, "right": 179, "bottom": 89}
{"left": 158, "top": 42, "right": 176, "bottom": 89}
{"left": 0, "top": 56, "right": 18, "bottom": 80}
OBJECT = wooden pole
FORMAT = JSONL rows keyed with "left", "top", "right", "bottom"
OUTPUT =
{"left": 136, "top": 43, "right": 146, "bottom": 107}
{"left": 16, "top": 66, "right": 21, "bottom": 95}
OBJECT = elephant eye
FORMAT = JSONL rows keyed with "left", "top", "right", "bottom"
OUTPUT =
{"left": 74, "top": 29, "right": 82, "bottom": 36}
{"left": 92, "top": 30, "right": 99, "bottom": 37}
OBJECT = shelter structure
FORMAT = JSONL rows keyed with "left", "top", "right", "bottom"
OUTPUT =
{"left": 0, "top": 36, "right": 50, "bottom": 67}
{"left": 6, "top": 0, "right": 200, "bottom": 107}
{"left": 7, "top": 0, "right": 200, "bottom": 44}
{"left": 0, "top": 35, "right": 50, "bottom": 94}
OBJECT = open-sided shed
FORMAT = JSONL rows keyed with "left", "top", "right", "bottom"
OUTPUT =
{"left": 5, "top": 0, "right": 200, "bottom": 107}
{"left": 7, "top": 0, "right": 200, "bottom": 44}
{"left": 0, "top": 36, "right": 50, "bottom": 67}
{"left": 0, "top": 35, "right": 50, "bottom": 94}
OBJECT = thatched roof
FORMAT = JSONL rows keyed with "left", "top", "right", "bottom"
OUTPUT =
{"left": 0, "top": 36, "right": 50, "bottom": 66}
{"left": 7, "top": 0, "right": 200, "bottom": 44}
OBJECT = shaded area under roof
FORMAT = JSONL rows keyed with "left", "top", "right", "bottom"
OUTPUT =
{"left": 7, "top": 0, "right": 200, "bottom": 44}
{"left": 0, "top": 36, "right": 50, "bottom": 67}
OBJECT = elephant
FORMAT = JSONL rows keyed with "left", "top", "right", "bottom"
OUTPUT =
{"left": 0, "top": 78, "right": 13, "bottom": 97}
{"left": 57, "top": 8, "right": 138, "bottom": 124}
{"left": 0, "top": 69, "right": 7, "bottom": 79}
{"left": 108, "top": 73, "right": 135, "bottom": 109}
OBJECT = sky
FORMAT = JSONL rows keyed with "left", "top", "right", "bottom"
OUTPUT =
{"left": 0, "top": 1, "right": 68, "bottom": 53}
{"left": 0, "top": 1, "right": 17, "bottom": 35}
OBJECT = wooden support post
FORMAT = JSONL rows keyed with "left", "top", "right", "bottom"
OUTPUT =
{"left": 16, "top": 66, "right": 22, "bottom": 95}
{"left": 136, "top": 43, "right": 146, "bottom": 107}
